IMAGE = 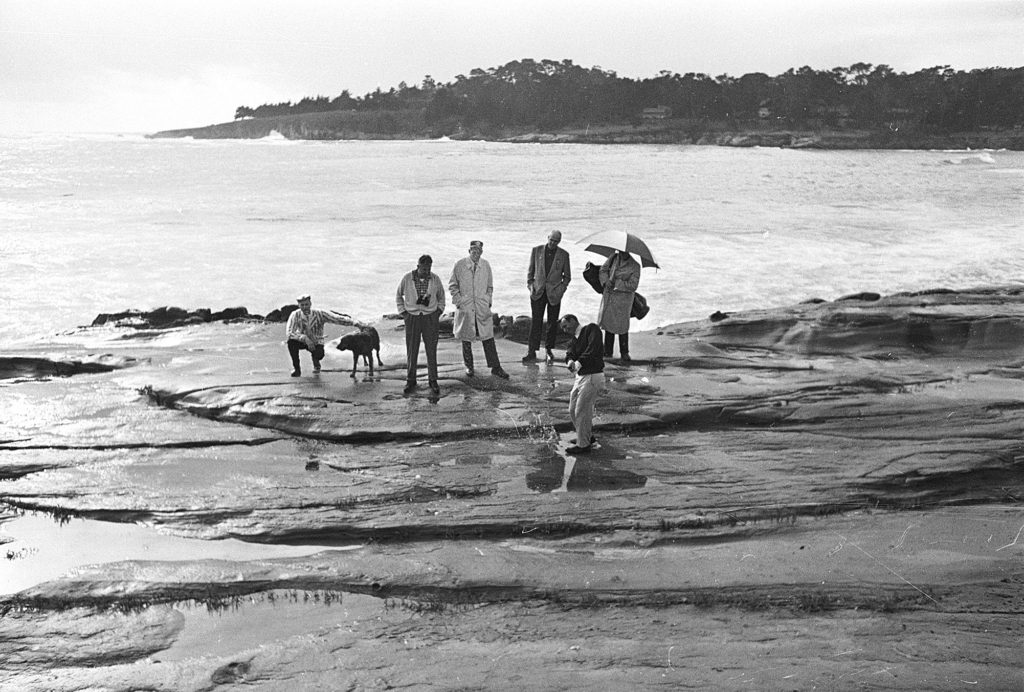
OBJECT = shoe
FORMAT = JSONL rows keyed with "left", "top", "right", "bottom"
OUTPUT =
{"left": 313, "top": 365, "right": 322, "bottom": 373}
{"left": 465, "top": 367, "right": 475, "bottom": 378}
{"left": 290, "top": 370, "right": 301, "bottom": 377}
{"left": 545, "top": 349, "right": 555, "bottom": 364}
{"left": 492, "top": 367, "right": 510, "bottom": 379}
{"left": 403, "top": 383, "right": 417, "bottom": 394}
{"left": 429, "top": 383, "right": 440, "bottom": 394}
{"left": 569, "top": 436, "right": 597, "bottom": 446}
{"left": 620, "top": 354, "right": 631, "bottom": 362}
{"left": 522, "top": 351, "right": 538, "bottom": 363}
{"left": 565, "top": 445, "right": 593, "bottom": 455}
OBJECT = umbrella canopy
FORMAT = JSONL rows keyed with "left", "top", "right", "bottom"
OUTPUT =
{"left": 577, "top": 230, "right": 660, "bottom": 269}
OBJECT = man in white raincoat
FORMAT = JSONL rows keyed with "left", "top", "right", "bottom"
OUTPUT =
{"left": 448, "top": 240, "right": 510, "bottom": 379}
{"left": 597, "top": 250, "right": 641, "bottom": 361}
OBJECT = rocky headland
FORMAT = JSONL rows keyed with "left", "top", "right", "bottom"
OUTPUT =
{"left": 2, "top": 286, "right": 1024, "bottom": 690}
{"left": 149, "top": 111, "right": 1024, "bottom": 151}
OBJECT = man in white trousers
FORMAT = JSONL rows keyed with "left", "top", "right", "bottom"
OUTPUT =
{"left": 559, "top": 314, "right": 605, "bottom": 454}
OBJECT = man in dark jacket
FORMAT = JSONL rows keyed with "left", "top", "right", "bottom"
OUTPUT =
{"left": 559, "top": 314, "right": 604, "bottom": 454}
{"left": 524, "top": 230, "right": 571, "bottom": 364}
{"left": 396, "top": 254, "right": 446, "bottom": 395}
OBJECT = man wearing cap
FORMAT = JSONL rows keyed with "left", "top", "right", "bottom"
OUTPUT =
{"left": 396, "top": 254, "right": 446, "bottom": 395}
{"left": 285, "top": 295, "right": 351, "bottom": 377}
{"left": 449, "top": 240, "right": 510, "bottom": 379}
{"left": 524, "top": 229, "right": 571, "bottom": 364}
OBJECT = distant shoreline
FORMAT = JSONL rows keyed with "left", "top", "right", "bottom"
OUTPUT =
{"left": 149, "top": 112, "right": 1024, "bottom": 151}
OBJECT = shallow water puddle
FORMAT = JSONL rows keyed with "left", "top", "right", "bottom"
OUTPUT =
{"left": 156, "top": 591, "right": 384, "bottom": 663}
{"left": 0, "top": 513, "right": 337, "bottom": 595}
{"left": 525, "top": 446, "right": 647, "bottom": 493}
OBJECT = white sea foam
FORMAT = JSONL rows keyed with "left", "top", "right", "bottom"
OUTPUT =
{"left": 2, "top": 135, "right": 1023, "bottom": 343}
{"left": 943, "top": 151, "right": 997, "bottom": 165}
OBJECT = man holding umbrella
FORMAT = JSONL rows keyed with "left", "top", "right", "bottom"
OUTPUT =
{"left": 598, "top": 250, "right": 641, "bottom": 360}
{"left": 578, "top": 231, "right": 658, "bottom": 362}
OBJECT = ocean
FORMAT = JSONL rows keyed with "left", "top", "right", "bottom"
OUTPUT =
{"left": 2, "top": 133, "right": 1022, "bottom": 347}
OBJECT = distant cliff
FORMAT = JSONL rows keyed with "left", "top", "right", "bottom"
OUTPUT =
{"left": 150, "top": 109, "right": 437, "bottom": 141}
{"left": 151, "top": 112, "right": 1024, "bottom": 151}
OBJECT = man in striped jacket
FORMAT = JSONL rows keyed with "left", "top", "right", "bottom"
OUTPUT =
{"left": 286, "top": 295, "right": 351, "bottom": 377}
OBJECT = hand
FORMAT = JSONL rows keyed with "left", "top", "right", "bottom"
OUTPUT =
{"left": 567, "top": 360, "right": 578, "bottom": 373}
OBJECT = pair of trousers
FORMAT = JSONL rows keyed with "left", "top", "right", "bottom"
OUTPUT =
{"left": 405, "top": 311, "right": 440, "bottom": 386}
{"left": 569, "top": 372, "right": 604, "bottom": 447}
{"left": 462, "top": 338, "right": 500, "bottom": 370}
{"left": 528, "top": 293, "right": 561, "bottom": 352}
{"left": 288, "top": 339, "right": 324, "bottom": 371}
{"left": 603, "top": 331, "right": 629, "bottom": 357}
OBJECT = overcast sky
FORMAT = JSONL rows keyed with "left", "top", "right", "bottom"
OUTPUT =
{"left": 1, "top": 0, "right": 1021, "bottom": 133}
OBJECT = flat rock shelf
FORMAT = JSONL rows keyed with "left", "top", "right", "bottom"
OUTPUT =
{"left": 2, "top": 286, "right": 1023, "bottom": 690}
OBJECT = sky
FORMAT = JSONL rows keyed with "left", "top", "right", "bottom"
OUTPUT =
{"left": 1, "top": 0, "right": 1022, "bottom": 134}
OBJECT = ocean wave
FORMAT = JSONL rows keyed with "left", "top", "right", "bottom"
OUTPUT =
{"left": 941, "top": 152, "right": 996, "bottom": 165}
{"left": 245, "top": 216, "right": 302, "bottom": 223}
{"left": 255, "top": 130, "right": 292, "bottom": 143}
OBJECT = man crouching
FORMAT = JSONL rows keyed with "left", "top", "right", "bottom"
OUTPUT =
{"left": 286, "top": 294, "right": 351, "bottom": 377}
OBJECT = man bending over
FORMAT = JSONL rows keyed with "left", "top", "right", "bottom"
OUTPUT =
{"left": 560, "top": 314, "right": 605, "bottom": 454}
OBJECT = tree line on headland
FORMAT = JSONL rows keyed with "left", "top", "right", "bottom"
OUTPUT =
{"left": 151, "top": 58, "right": 1024, "bottom": 147}
{"left": 233, "top": 59, "right": 1023, "bottom": 133}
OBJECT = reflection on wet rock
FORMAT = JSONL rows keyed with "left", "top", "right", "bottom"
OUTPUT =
{"left": 526, "top": 451, "right": 647, "bottom": 494}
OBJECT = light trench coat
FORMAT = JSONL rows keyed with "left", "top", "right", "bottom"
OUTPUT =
{"left": 449, "top": 257, "right": 495, "bottom": 341}
{"left": 597, "top": 251, "right": 640, "bottom": 334}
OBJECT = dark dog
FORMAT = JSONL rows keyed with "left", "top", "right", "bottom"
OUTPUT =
{"left": 336, "top": 326, "right": 382, "bottom": 378}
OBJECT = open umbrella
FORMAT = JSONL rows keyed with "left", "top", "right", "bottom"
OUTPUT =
{"left": 577, "top": 230, "right": 660, "bottom": 269}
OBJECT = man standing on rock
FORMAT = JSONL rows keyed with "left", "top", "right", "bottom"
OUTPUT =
{"left": 598, "top": 250, "right": 641, "bottom": 361}
{"left": 524, "top": 230, "right": 571, "bottom": 364}
{"left": 285, "top": 295, "right": 351, "bottom": 377}
{"left": 397, "top": 254, "right": 446, "bottom": 395}
{"left": 449, "top": 240, "right": 509, "bottom": 380}
{"left": 559, "top": 313, "right": 604, "bottom": 454}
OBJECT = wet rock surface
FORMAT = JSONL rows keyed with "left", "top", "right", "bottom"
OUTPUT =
{"left": 0, "top": 353, "right": 137, "bottom": 381}
{"left": 2, "top": 287, "right": 1024, "bottom": 690}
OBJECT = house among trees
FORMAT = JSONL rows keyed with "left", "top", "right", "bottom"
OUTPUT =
{"left": 812, "top": 103, "right": 852, "bottom": 127}
{"left": 886, "top": 107, "right": 914, "bottom": 129}
{"left": 641, "top": 105, "right": 672, "bottom": 120}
